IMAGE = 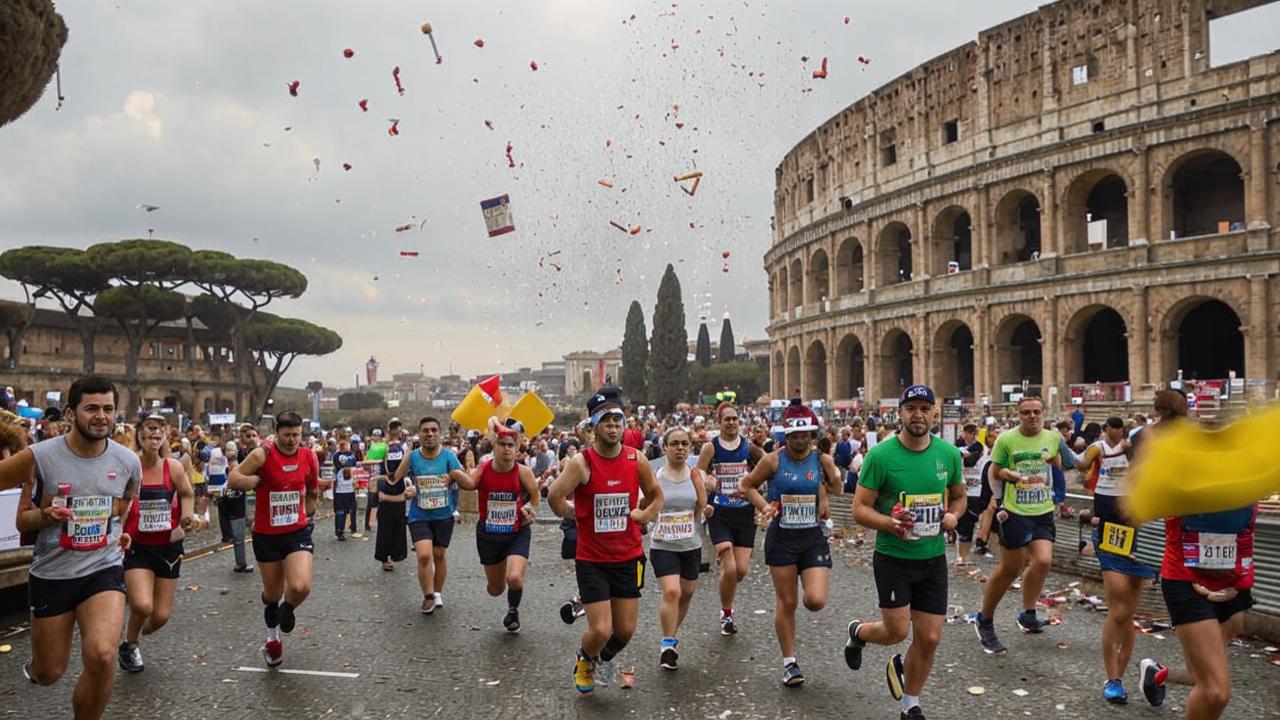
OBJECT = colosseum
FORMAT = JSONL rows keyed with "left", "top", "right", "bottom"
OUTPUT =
{"left": 765, "top": 0, "right": 1280, "bottom": 412}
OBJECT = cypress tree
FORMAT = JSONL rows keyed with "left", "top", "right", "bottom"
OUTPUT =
{"left": 649, "top": 264, "right": 689, "bottom": 412}
{"left": 718, "top": 316, "right": 736, "bottom": 363}
{"left": 695, "top": 323, "right": 712, "bottom": 367}
{"left": 620, "top": 300, "right": 648, "bottom": 403}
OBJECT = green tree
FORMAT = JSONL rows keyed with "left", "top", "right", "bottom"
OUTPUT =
{"left": 244, "top": 313, "right": 343, "bottom": 417}
{"left": 0, "top": 246, "right": 109, "bottom": 372}
{"left": 620, "top": 300, "right": 648, "bottom": 404}
{"left": 718, "top": 316, "right": 736, "bottom": 363}
{"left": 648, "top": 264, "right": 688, "bottom": 412}
{"left": 0, "top": 299, "right": 35, "bottom": 370}
{"left": 93, "top": 285, "right": 186, "bottom": 408}
{"left": 0, "top": 0, "right": 67, "bottom": 129}
{"left": 687, "top": 361, "right": 769, "bottom": 404}
{"left": 695, "top": 323, "right": 712, "bottom": 367}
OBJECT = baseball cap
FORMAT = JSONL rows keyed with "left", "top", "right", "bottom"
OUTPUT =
{"left": 900, "top": 385, "right": 936, "bottom": 405}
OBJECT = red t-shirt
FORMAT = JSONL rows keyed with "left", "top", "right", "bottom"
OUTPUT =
{"left": 573, "top": 447, "right": 642, "bottom": 563}
{"left": 1160, "top": 505, "right": 1257, "bottom": 592}
{"left": 125, "top": 458, "right": 180, "bottom": 547}
{"left": 476, "top": 459, "right": 524, "bottom": 535}
{"left": 252, "top": 442, "right": 319, "bottom": 535}
{"left": 622, "top": 428, "right": 645, "bottom": 451}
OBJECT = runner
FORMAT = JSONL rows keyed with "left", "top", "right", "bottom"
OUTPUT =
{"left": 1138, "top": 389, "right": 1256, "bottom": 719}
{"left": 547, "top": 386, "right": 663, "bottom": 695}
{"left": 2, "top": 376, "right": 140, "bottom": 720}
{"left": 374, "top": 420, "right": 409, "bottom": 570}
{"left": 650, "top": 426, "right": 707, "bottom": 670}
{"left": 227, "top": 411, "right": 320, "bottom": 668}
{"left": 331, "top": 438, "right": 359, "bottom": 540}
{"left": 696, "top": 402, "right": 765, "bottom": 635}
{"left": 363, "top": 428, "right": 387, "bottom": 534}
{"left": 118, "top": 414, "right": 195, "bottom": 672}
{"left": 973, "top": 396, "right": 1063, "bottom": 654}
{"left": 954, "top": 422, "right": 988, "bottom": 565}
{"left": 455, "top": 417, "right": 540, "bottom": 633}
{"left": 958, "top": 426, "right": 1001, "bottom": 562}
{"left": 740, "top": 398, "right": 842, "bottom": 687}
{"left": 551, "top": 439, "right": 587, "bottom": 625}
{"left": 844, "top": 385, "right": 965, "bottom": 719}
{"left": 1072, "top": 416, "right": 1152, "bottom": 704}
{"left": 393, "top": 416, "right": 470, "bottom": 614}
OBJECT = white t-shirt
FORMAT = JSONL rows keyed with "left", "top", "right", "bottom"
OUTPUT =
{"left": 207, "top": 446, "right": 228, "bottom": 476}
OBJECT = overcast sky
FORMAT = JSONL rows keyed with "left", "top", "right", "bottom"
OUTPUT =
{"left": 1, "top": 0, "right": 1057, "bottom": 387}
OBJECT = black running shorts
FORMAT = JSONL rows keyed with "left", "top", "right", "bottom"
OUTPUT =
{"left": 252, "top": 526, "right": 315, "bottom": 564}
{"left": 408, "top": 518, "right": 455, "bottom": 548}
{"left": 476, "top": 525, "right": 532, "bottom": 566}
{"left": 28, "top": 565, "right": 125, "bottom": 619}
{"left": 124, "top": 541, "right": 185, "bottom": 580}
{"left": 872, "top": 551, "right": 948, "bottom": 615}
{"left": 649, "top": 547, "right": 700, "bottom": 581}
{"left": 576, "top": 556, "right": 646, "bottom": 604}
{"left": 708, "top": 504, "right": 757, "bottom": 548}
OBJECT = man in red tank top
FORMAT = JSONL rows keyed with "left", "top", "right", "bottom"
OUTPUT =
{"left": 228, "top": 411, "right": 319, "bottom": 668}
{"left": 548, "top": 386, "right": 663, "bottom": 695}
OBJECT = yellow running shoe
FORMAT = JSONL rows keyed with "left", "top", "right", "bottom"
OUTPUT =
{"left": 574, "top": 653, "right": 595, "bottom": 695}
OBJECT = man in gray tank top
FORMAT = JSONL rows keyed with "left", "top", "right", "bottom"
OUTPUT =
{"left": 0, "top": 377, "right": 140, "bottom": 720}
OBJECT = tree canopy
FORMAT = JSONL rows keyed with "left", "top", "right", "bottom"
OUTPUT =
{"left": 718, "top": 317, "right": 736, "bottom": 363}
{"left": 695, "top": 322, "right": 712, "bottom": 367}
{"left": 620, "top": 300, "right": 648, "bottom": 403}
{"left": 648, "top": 264, "right": 688, "bottom": 412}
{"left": 0, "top": 0, "right": 67, "bottom": 129}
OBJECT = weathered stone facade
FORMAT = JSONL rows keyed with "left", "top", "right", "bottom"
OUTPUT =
{"left": 766, "top": 0, "right": 1280, "bottom": 407}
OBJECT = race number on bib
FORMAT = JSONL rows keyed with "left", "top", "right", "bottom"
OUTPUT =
{"left": 594, "top": 493, "right": 630, "bottom": 533}
{"left": 779, "top": 494, "right": 817, "bottom": 529}
{"left": 714, "top": 461, "right": 748, "bottom": 497}
{"left": 137, "top": 498, "right": 173, "bottom": 533}
{"left": 654, "top": 510, "right": 695, "bottom": 541}
{"left": 963, "top": 468, "right": 983, "bottom": 495}
{"left": 1099, "top": 522, "right": 1135, "bottom": 557}
{"left": 269, "top": 491, "right": 301, "bottom": 527}
{"left": 904, "top": 493, "right": 943, "bottom": 537}
{"left": 62, "top": 495, "right": 113, "bottom": 550}
{"left": 416, "top": 475, "right": 450, "bottom": 511}
{"left": 484, "top": 493, "right": 518, "bottom": 534}
{"left": 1186, "top": 532, "right": 1238, "bottom": 570}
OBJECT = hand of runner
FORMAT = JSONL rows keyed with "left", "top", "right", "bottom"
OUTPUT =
{"left": 180, "top": 515, "right": 194, "bottom": 530}
{"left": 941, "top": 511, "right": 958, "bottom": 532}
{"left": 702, "top": 504, "right": 715, "bottom": 518}
{"left": 996, "top": 508, "right": 1009, "bottom": 523}
{"left": 520, "top": 504, "right": 536, "bottom": 523}
{"left": 42, "top": 505, "right": 73, "bottom": 523}
{"left": 119, "top": 532, "right": 133, "bottom": 551}
{"left": 755, "top": 503, "right": 778, "bottom": 528}
{"left": 404, "top": 484, "right": 417, "bottom": 499}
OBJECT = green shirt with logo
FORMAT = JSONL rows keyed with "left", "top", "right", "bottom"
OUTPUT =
{"left": 991, "top": 428, "right": 1059, "bottom": 516}
{"left": 858, "top": 435, "right": 964, "bottom": 560}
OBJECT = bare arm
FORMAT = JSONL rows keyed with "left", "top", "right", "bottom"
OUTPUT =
{"left": 453, "top": 466, "right": 478, "bottom": 491}
{"left": 739, "top": 452, "right": 779, "bottom": 514}
{"left": 633, "top": 456, "right": 663, "bottom": 524}
{"left": 1075, "top": 445, "right": 1101, "bottom": 472}
{"left": 228, "top": 447, "right": 267, "bottom": 490}
{"left": 169, "top": 458, "right": 195, "bottom": 529}
{"left": 944, "top": 482, "right": 967, "bottom": 529}
{"left": 547, "top": 455, "right": 587, "bottom": 519}
{"left": 852, "top": 484, "right": 902, "bottom": 535}
{"left": 394, "top": 457, "right": 411, "bottom": 484}
{"left": 691, "top": 467, "right": 708, "bottom": 517}
{"left": 819, "top": 453, "right": 842, "bottom": 495}
{"left": 0, "top": 448, "right": 36, "bottom": 493}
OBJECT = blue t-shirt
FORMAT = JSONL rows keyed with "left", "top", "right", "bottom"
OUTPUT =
{"left": 768, "top": 450, "right": 822, "bottom": 530}
{"left": 332, "top": 450, "right": 359, "bottom": 494}
{"left": 709, "top": 436, "right": 751, "bottom": 509}
{"left": 405, "top": 448, "right": 463, "bottom": 522}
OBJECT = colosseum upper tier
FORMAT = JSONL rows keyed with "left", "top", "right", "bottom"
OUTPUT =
{"left": 765, "top": 0, "right": 1280, "bottom": 409}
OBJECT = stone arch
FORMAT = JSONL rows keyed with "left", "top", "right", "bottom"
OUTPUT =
{"left": 931, "top": 319, "right": 975, "bottom": 399}
{"left": 772, "top": 350, "right": 785, "bottom": 397}
{"left": 1062, "top": 304, "right": 1129, "bottom": 385}
{"left": 786, "top": 345, "right": 802, "bottom": 397}
{"left": 789, "top": 258, "right": 804, "bottom": 311}
{"left": 808, "top": 248, "right": 830, "bottom": 306}
{"left": 1063, "top": 168, "right": 1129, "bottom": 254}
{"left": 1161, "top": 149, "right": 1245, "bottom": 239}
{"left": 877, "top": 221, "right": 913, "bottom": 286}
{"left": 804, "top": 339, "right": 828, "bottom": 399}
{"left": 834, "top": 237, "right": 865, "bottom": 296}
{"left": 876, "top": 327, "right": 914, "bottom": 399}
{"left": 930, "top": 205, "right": 973, "bottom": 276}
{"left": 1161, "top": 296, "right": 1245, "bottom": 382}
{"left": 834, "top": 331, "right": 866, "bottom": 399}
{"left": 993, "top": 313, "right": 1042, "bottom": 390}
{"left": 992, "top": 188, "right": 1042, "bottom": 265}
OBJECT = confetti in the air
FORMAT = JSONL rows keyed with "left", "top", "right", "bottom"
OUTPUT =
{"left": 343, "top": 48, "right": 355, "bottom": 59}
{"left": 287, "top": 80, "right": 301, "bottom": 96}
{"left": 392, "top": 66, "right": 405, "bottom": 95}
{"left": 812, "top": 57, "right": 828, "bottom": 79}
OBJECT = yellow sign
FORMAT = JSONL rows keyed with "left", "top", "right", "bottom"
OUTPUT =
{"left": 1098, "top": 521, "right": 1135, "bottom": 557}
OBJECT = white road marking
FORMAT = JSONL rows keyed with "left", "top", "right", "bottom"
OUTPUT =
{"left": 236, "top": 666, "right": 360, "bottom": 678}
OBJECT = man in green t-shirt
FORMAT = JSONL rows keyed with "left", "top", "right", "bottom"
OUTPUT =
{"left": 362, "top": 429, "right": 389, "bottom": 533}
{"left": 973, "top": 395, "right": 1062, "bottom": 655}
{"left": 844, "top": 385, "right": 965, "bottom": 720}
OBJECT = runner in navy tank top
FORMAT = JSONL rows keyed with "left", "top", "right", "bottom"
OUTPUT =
{"left": 119, "top": 414, "right": 194, "bottom": 673}
{"left": 741, "top": 398, "right": 842, "bottom": 688}
{"left": 548, "top": 386, "right": 663, "bottom": 696}
{"left": 455, "top": 417, "right": 540, "bottom": 634}
{"left": 696, "top": 402, "right": 765, "bottom": 635}
{"left": 228, "top": 411, "right": 319, "bottom": 669}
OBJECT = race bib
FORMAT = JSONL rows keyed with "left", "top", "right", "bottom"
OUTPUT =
{"left": 1186, "top": 532, "right": 1238, "bottom": 570}
{"left": 1013, "top": 461, "right": 1051, "bottom": 508}
{"left": 416, "top": 475, "right": 450, "bottom": 511}
{"left": 137, "top": 498, "right": 173, "bottom": 533}
{"left": 1099, "top": 521, "right": 1135, "bottom": 556}
{"left": 320, "top": 465, "right": 335, "bottom": 481}
{"left": 593, "top": 493, "right": 630, "bottom": 533}
{"left": 904, "top": 493, "right": 943, "bottom": 537}
{"left": 779, "top": 493, "right": 817, "bottom": 529}
{"left": 61, "top": 495, "right": 113, "bottom": 550}
{"left": 269, "top": 491, "right": 301, "bottom": 527}
{"left": 963, "top": 467, "right": 983, "bottom": 495}
{"left": 713, "top": 461, "right": 748, "bottom": 497}
{"left": 654, "top": 510, "right": 695, "bottom": 541}
{"left": 484, "top": 492, "right": 518, "bottom": 534}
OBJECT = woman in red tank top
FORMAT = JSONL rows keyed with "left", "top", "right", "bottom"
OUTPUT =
{"left": 119, "top": 415, "right": 194, "bottom": 673}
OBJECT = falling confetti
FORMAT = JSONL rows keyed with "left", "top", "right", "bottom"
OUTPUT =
{"left": 395, "top": 224, "right": 414, "bottom": 233}
{"left": 484, "top": 119, "right": 494, "bottom": 130}
{"left": 387, "top": 117, "right": 400, "bottom": 136}
{"left": 529, "top": 59, "right": 539, "bottom": 71}
{"left": 392, "top": 66, "right": 405, "bottom": 95}
{"left": 400, "top": 250, "right": 420, "bottom": 257}
{"left": 358, "top": 98, "right": 368, "bottom": 111}
{"left": 312, "top": 157, "right": 321, "bottom": 173}
{"left": 474, "top": 38, "right": 485, "bottom": 48}
{"left": 812, "top": 57, "right": 828, "bottom": 79}
{"left": 609, "top": 220, "right": 628, "bottom": 233}
{"left": 480, "top": 194, "right": 515, "bottom": 237}
{"left": 342, "top": 163, "right": 352, "bottom": 171}
{"left": 343, "top": 48, "right": 355, "bottom": 59}
{"left": 857, "top": 55, "right": 871, "bottom": 65}
{"left": 597, "top": 179, "right": 614, "bottom": 189}
{"left": 844, "top": 16, "right": 850, "bottom": 24}
{"left": 505, "top": 141, "right": 515, "bottom": 168}
{"left": 421, "top": 22, "right": 442, "bottom": 64}
{"left": 674, "top": 170, "right": 702, "bottom": 196}
{"left": 287, "top": 80, "right": 301, "bottom": 96}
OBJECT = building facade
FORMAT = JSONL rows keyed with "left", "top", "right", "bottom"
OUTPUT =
{"left": 766, "top": 0, "right": 1280, "bottom": 408}
{"left": 563, "top": 349, "right": 622, "bottom": 397}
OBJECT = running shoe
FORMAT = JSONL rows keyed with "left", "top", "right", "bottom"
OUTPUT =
{"left": 596, "top": 659, "right": 615, "bottom": 688}
{"left": 560, "top": 598, "right": 584, "bottom": 624}
{"left": 782, "top": 661, "right": 805, "bottom": 688}
{"left": 434, "top": 592, "right": 444, "bottom": 609}
{"left": 573, "top": 653, "right": 595, "bottom": 695}
{"left": 1016, "top": 609, "right": 1046, "bottom": 634}
{"left": 22, "top": 662, "right": 36, "bottom": 684}
{"left": 1103, "top": 679, "right": 1129, "bottom": 704}
{"left": 885, "top": 653, "right": 905, "bottom": 700}
{"left": 1140, "top": 658, "right": 1167, "bottom": 707}
{"left": 278, "top": 603, "right": 296, "bottom": 634}
{"left": 843, "top": 620, "right": 866, "bottom": 670}
{"left": 262, "top": 639, "right": 283, "bottom": 668}
{"left": 973, "top": 545, "right": 993, "bottom": 558}
{"left": 233, "top": 565, "right": 255, "bottom": 573}
{"left": 421, "top": 596, "right": 435, "bottom": 615}
{"left": 336, "top": 533, "right": 346, "bottom": 541}
{"left": 659, "top": 645, "right": 679, "bottom": 671}
{"left": 720, "top": 613, "right": 738, "bottom": 636}
{"left": 351, "top": 532, "right": 363, "bottom": 539}
{"left": 503, "top": 608, "right": 521, "bottom": 634}
{"left": 900, "top": 707, "right": 926, "bottom": 720}
{"left": 117, "top": 642, "right": 144, "bottom": 673}
{"left": 974, "top": 615, "right": 1007, "bottom": 654}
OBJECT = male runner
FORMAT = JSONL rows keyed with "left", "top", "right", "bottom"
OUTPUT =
{"left": 548, "top": 386, "right": 663, "bottom": 695}
{"left": 393, "top": 416, "right": 470, "bottom": 613}
{"left": 331, "top": 438, "right": 359, "bottom": 540}
{"left": 973, "top": 396, "right": 1062, "bottom": 654}
{"left": 3, "top": 376, "right": 140, "bottom": 720}
{"left": 119, "top": 414, "right": 195, "bottom": 672}
{"left": 740, "top": 398, "right": 841, "bottom": 687}
{"left": 953, "top": 423, "right": 987, "bottom": 565}
{"left": 228, "top": 411, "right": 320, "bottom": 667}
{"left": 696, "top": 402, "right": 764, "bottom": 635}
{"left": 844, "top": 386, "right": 965, "bottom": 719}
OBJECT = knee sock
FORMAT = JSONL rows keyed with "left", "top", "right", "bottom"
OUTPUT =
{"left": 599, "top": 635, "right": 627, "bottom": 662}
{"left": 507, "top": 587, "right": 523, "bottom": 609}
{"left": 263, "top": 597, "right": 279, "bottom": 640}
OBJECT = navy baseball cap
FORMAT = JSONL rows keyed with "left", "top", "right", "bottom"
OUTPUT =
{"left": 900, "top": 385, "right": 936, "bottom": 405}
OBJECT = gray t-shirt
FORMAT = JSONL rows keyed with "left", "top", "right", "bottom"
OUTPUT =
{"left": 649, "top": 464, "right": 702, "bottom": 553}
{"left": 29, "top": 437, "right": 142, "bottom": 580}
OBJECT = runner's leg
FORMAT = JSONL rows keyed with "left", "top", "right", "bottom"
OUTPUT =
{"left": 770, "top": 565, "right": 799, "bottom": 658}
{"left": 230, "top": 516, "right": 248, "bottom": 569}
{"left": 853, "top": 605, "right": 910, "bottom": 645}
{"left": 483, "top": 559, "right": 508, "bottom": 596}
{"left": 259, "top": 561, "right": 285, "bottom": 605}
{"left": 981, "top": 545, "right": 1027, "bottom": 617}
{"left": 715, "top": 542, "right": 737, "bottom": 609}
{"left": 657, "top": 574, "right": 681, "bottom": 638}
{"left": 1176, "top": 619, "right": 1233, "bottom": 719}
{"left": 676, "top": 577, "right": 697, "bottom": 627}
{"left": 433, "top": 546, "right": 448, "bottom": 593}
{"left": 282, "top": 549, "right": 314, "bottom": 607}
{"left": 142, "top": 576, "right": 178, "bottom": 635}
{"left": 123, "top": 569, "right": 155, "bottom": 644}
{"left": 72, "top": 590, "right": 125, "bottom": 720}
{"left": 602, "top": 597, "right": 639, "bottom": 658}
{"left": 902, "top": 610, "right": 944, "bottom": 697}
{"left": 1167, "top": 611, "right": 1246, "bottom": 686}
{"left": 414, "top": 539, "right": 436, "bottom": 597}
{"left": 581, "top": 601, "right": 613, "bottom": 657}
{"left": 798, "top": 566, "right": 828, "bottom": 612}
{"left": 27, "top": 611, "right": 75, "bottom": 685}
{"left": 1020, "top": 539, "right": 1053, "bottom": 612}
{"left": 1100, "top": 572, "right": 1143, "bottom": 680}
